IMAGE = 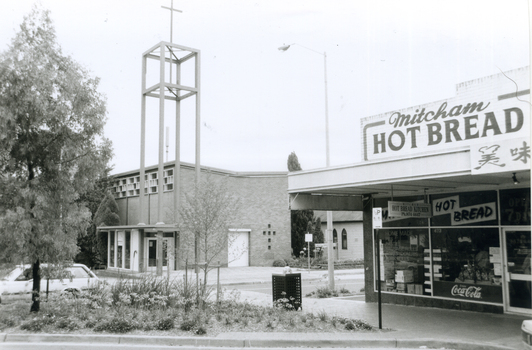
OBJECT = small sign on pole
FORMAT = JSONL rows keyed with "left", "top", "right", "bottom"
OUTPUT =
{"left": 305, "top": 233, "right": 312, "bottom": 273}
{"left": 373, "top": 207, "right": 383, "bottom": 329}
{"left": 373, "top": 208, "right": 382, "bottom": 229}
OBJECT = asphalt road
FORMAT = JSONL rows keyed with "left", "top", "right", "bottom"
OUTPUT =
{"left": 223, "top": 277, "right": 366, "bottom": 301}
{"left": 0, "top": 343, "right": 435, "bottom": 350}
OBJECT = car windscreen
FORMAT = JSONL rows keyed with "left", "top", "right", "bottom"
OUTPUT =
{"left": 67, "top": 267, "right": 91, "bottom": 278}
{"left": 14, "top": 268, "right": 32, "bottom": 281}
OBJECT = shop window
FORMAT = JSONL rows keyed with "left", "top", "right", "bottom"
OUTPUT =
{"left": 375, "top": 195, "right": 428, "bottom": 228}
{"left": 430, "top": 227, "right": 502, "bottom": 304}
{"left": 376, "top": 229, "right": 429, "bottom": 295}
{"left": 342, "top": 229, "right": 347, "bottom": 250}
{"left": 500, "top": 188, "right": 531, "bottom": 226}
{"left": 430, "top": 190, "right": 498, "bottom": 227}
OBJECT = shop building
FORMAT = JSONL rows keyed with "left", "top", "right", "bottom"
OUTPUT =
{"left": 99, "top": 162, "right": 291, "bottom": 272}
{"left": 288, "top": 67, "right": 530, "bottom": 314}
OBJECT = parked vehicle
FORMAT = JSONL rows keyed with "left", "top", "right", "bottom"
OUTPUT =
{"left": 0, "top": 263, "right": 99, "bottom": 303}
{"left": 523, "top": 320, "right": 532, "bottom": 350}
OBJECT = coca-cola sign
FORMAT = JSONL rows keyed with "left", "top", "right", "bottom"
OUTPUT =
{"left": 433, "top": 281, "right": 502, "bottom": 304}
{"left": 451, "top": 285, "right": 482, "bottom": 299}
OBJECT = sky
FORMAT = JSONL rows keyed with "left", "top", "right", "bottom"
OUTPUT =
{"left": 0, "top": 0, "right": 530, "bottom": 175}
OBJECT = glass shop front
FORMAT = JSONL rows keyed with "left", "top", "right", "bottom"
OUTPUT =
{"left": 373, "top": 187, "right": 531, "bottom": 314}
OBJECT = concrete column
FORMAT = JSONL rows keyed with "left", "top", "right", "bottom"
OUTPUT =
{"left": 156, "top": 231, "right": 163, "bottom": 276}
{"left": 139, "top": 55, "right": 147, "bottom": 225}
{"left": 157, "top": 43, "right": 166, "bottom": 226}
{"left": 327, "top": 210, "right": 334, "bottom": 290}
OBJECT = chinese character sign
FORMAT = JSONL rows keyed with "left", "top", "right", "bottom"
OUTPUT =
{"left": 471, "top": 137, "right": 530, "bottom": 174}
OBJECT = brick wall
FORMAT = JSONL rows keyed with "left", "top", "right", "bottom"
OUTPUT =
{"left": 113, "top": 164, "right": 291, "bottom": 267}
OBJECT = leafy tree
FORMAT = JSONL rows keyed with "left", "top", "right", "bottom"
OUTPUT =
{"left": 0, "top": 7, "right": 112, "bottom": 312}
{"left": 313, "top": 217, "right": 324, "bottom": 243}
{"left": 93, "top": 191, "right": 120, "bottom": 228}
{"left": 178, "top": 175, "right": 242, "bottom": 303}
{"left": 287, "top": 152, "right": 316, "bottom": 257}
{"left": 76, "top": 183, "right": 117, "bottom": 268}
{"left": 287, "top": 151, "right": 302, "bottom": 172}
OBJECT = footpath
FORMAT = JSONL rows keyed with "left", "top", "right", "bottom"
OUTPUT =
{"left": 1, "top": 266, "right": 528, "bottom": 349}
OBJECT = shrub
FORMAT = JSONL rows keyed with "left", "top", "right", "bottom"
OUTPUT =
{"left": 287, "top": 314, "right": 296, "bottom": 327}
{"left": 20, "top": 315, "right": 56, "bottom": 332}
{"left": 314, "top": 286, "right": 338, "bottom": 298}
{"left": 156, "top": 317, "right": 175, "bottom": 331}
{"left": 180, "top": 319, "right": 196, "bottom": 331}
{"left": 195, "top": 326, "right": 207, "bottom": 335}
{"left": 274, "top": 291, "right": 301, "bottom": 311}
{"left": 272, "top": 259, "right": 286, "bottom": 267}
{"left": 0, "top": 316, "right": 18, "bottom": 330}
{"left": 56, "top": 317, "right": 80, "bottom": 331}
{"left": 317, "top": 310, "right": 328, "bottom": 322}
{"left": 94, "top": 317, "right": 135, "bottom": 333}
{"left": 345, "top": 321, "right": 356, "bottom": 330}
{"left": 350, "top": 319, "right": 373, "bottom": 330}
{"left": 142, "top": 321, "right": 155, "bottom": 331}
{"left": 85, "top": 319, "right": 97, "bottom": 329}
{"left": 274, "top": 297, "right": 299, "bottom": 311}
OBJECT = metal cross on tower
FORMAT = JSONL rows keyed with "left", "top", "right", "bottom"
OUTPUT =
{"left": 161, "top": 0, "right": 182, "bottom": 43}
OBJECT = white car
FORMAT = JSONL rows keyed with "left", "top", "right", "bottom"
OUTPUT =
{"left": 523, "top": 320, "right": 532, "bottom": 350}
{"left": 0, "top": 263, "right": 99, "bottom": 303}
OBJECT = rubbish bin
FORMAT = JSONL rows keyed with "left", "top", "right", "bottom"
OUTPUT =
{"left": 272, "top": 273, "right": 302, "bottom": 310}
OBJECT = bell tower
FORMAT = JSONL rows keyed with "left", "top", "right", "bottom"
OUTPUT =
{"left": 138, "top": 41, "right": 201, "bottom": 226}
{"left": 138, "top": 2, "right": 201, "bottom": 276}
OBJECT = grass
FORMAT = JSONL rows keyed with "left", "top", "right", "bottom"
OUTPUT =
{"left": 0, "top": 275, "right": 374, "bottom": 336}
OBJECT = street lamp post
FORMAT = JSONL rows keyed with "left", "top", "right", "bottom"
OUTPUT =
{"left": 279, "top": 43, "right": 335, "bottom": 290}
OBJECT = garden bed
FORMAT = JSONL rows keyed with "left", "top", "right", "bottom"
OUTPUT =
{"left": 0, "top": 276, "right": 374, "bottom": 336}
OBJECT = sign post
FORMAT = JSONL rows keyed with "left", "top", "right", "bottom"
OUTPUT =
{"left": 305, "top": 233, "right": 313, "bottom": 273}
{"left": 372, "top": 208, "right": 383, "bottom": 330}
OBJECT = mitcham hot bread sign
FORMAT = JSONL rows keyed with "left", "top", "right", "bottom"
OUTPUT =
{"left": 360, "top": 68, "right": 530, "bottom": 162}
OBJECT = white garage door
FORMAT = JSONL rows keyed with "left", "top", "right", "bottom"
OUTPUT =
{"left": 228, "top": 230, "right": 249, "bottom": 267}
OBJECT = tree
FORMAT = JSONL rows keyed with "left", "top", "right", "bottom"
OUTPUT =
{"left": 287, "top": 151, "right": 302, "bottom": 172}
{"left": 76, "top": 184, "right": 118, "bottom": 268}
{"left": 0, "top": 7, "right": 112, "bottom": 312}
{"left": 178, "top": 175, "right": 242, "bottom": 302}
{"left": 313, "top": 217, "right": 324, "bottom": 244}
{"left": 287, "top": 152, "right": 316, "bottom": 257}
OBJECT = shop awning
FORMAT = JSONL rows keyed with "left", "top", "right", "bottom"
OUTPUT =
{"left": 288, "top": 148, "right": 530, "bottom": 209}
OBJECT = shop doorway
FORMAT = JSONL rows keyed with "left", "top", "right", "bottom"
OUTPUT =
{"left": 502, "top": 228, "right": 531, "bottom": 314}
{"left": 146, "top": 237, "right": 174, "bottom": 271}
